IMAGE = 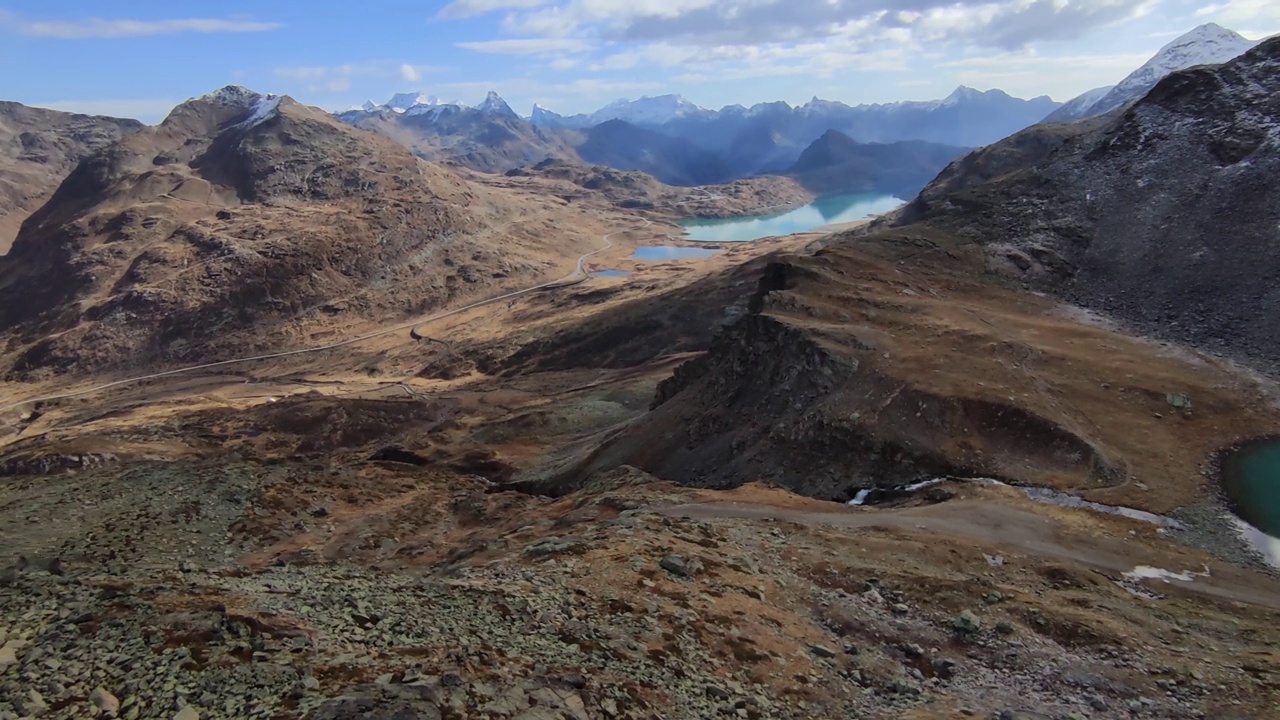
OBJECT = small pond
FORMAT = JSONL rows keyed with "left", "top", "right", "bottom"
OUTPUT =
{"left": 1222, "top": 441, "right": 1280, "bottom": 562}
{"left": 592, "top": 269, "right": 630, "bottom": 277}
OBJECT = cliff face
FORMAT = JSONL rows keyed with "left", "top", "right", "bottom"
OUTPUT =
{"left": 898, "top": 37, "right": 1280, "bottom": 366}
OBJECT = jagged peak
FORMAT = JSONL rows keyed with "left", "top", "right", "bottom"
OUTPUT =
{"left": 161, "top": 86, "right": 271, "bottom": 127}
{"left": 193, "top": 85, "right": 264, "bottom": 108}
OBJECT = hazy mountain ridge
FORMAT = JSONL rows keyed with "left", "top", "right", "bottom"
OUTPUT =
{"left": 787, "top": 130, "right": 969, "bottom": 198}
{"left": 538, "top": 86, "right": 1059, "bottom": 176}
{"left": 339, "top": 86, "right": 1053, "bottom": 187}
{"left": 339, "top": 97, "right": 581, "bottom": 175}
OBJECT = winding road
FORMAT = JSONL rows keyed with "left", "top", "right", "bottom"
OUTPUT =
{"left": 0, "top": 219, "right": 650, "bottom": 416}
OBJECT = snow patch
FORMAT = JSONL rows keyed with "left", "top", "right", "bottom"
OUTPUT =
{"left": 1122, "top": 565, "right": 1209, "bottom": 583}
{"left": 847, "top": 489, "right": 872, "bottom": 506}
{"left": 234, "top": 95, "right": 281, "bottom": 131}
{"left": 1230, "top": 516, "right": 1280, "bottom": 569}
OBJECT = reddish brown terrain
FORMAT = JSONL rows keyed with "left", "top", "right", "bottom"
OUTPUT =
{"left": 2, "top": 82, "right": 1279, "bottom": 720}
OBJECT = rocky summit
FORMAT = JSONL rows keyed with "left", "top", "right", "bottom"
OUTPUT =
{"left": 896, "top": 36, "right": 1280, "bottom": 367}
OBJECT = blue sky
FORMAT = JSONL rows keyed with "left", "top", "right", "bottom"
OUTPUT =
{"left": 2, "top": 0, "right": 1277, "bottom": 123}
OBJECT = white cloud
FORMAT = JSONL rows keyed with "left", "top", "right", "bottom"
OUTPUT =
{"left": 19, "top": 17, "right": 282, "bottom": 39}
{"left": 456, "top": 37, "right": 592, "bottom": 54}
{"left": 401, "top": 63, "right": 423, "bottom": 82}
{"left": 37, "top": 98, "right": 179, "bottom": 123}
{"left": 273, "top": 62, "right": 425, "bottom": 95}
{"left": 943, "top": 49, "right": 1154, "bottom": 100}
{"left": 436, "top": 0, "right": 552, "bottom": 20}
{"left": 488, "top": 0, "right": 1152, "bottom": 49}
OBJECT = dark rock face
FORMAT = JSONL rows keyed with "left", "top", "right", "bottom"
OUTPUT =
{"left": 897, "top": 37, "right": 1280, "bottom": 366}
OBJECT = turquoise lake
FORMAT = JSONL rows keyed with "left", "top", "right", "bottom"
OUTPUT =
{"left": 1223, "top": 441, "right": 1280, "bottom": 538}
{"left": 679, "top": 193, "right": 904, "bottom": 242}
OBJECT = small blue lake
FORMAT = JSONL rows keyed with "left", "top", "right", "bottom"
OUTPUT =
{"left": 632, "top": 246, "right": 719, "bottom": 262}
{"left": 680, "top": 193, "right": 903, "bottom": 242}
{"left": 592, "top": 269, "right": 630, "bottom": 277}
{"left": 1223, "top": 441, "right": 1280, "bottom": 538}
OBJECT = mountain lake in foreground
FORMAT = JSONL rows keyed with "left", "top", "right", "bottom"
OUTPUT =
{"left": 680, "top": 193, "right": 904, "bottom": 242}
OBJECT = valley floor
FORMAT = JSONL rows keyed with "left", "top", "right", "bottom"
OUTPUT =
{"left": 2, "top": 211, "right": 1279, "bottom": 720}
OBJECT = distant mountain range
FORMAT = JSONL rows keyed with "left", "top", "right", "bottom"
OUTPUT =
{"left": 339, "top": 92, "right": 578, "bottom": 174}
{"left": 338, "top": 85, "right": 1047, "bottom": 189}
{"left": 1045, "top": 23, "right": 1258, "bottom": 122}
{"left": 530, "top": 86, "right": 1059, "bottom": 150}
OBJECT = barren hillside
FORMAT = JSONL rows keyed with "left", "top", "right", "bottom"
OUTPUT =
{"left": 0, "top": 88, "right": 602, "bottom": 378}
{"left": 0, "top": 102, "right": 142, "bottom": 253}
{"left": 896, "top": 36, "right": 1280, "bottom": 366}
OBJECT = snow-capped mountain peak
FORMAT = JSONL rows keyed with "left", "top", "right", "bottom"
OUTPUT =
{"left": 1114, "top": 23, "right": 1256, "bottom": 97}
{"left": 1044, "top": 23, "right": 1257, "bottom": 123}
{"left": 189, "top": 86, "right": 265, "bottom": 112}
{"left": 530, "top": 103, "right": 564, "bottom": 123}
{"left": 478, "top": 90, "right": 518, "bottom": 118}
{"left": 941, "top": 85, "right": 982, "bottom": 106}
{"left": 587, "top": 94, "right": 707, "bottom": 126}
{"left": 385, "top": 92, "right": 450, "bottom": 113}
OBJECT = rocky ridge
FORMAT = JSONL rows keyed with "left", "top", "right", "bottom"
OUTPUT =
{"left": 897, "top": 36, "right": 1280, "bottom": 366}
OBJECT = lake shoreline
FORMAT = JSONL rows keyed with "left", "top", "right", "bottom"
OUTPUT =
{"left": 677, "top": 193, "right": 905, "bottom": 242}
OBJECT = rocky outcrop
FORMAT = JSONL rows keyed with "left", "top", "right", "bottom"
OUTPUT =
{"left": 0, "top": 451, "right": 118, "bottom": 476}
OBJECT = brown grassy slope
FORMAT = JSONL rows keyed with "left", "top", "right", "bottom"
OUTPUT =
{"left": 0, "top": 88, "right": 601, "bottom": 378}
{"left": 564, "top": 226, "right": 1280, "bottom": 513}
{"left": 0, "top": 101, "right": 142, "bottom": 253}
